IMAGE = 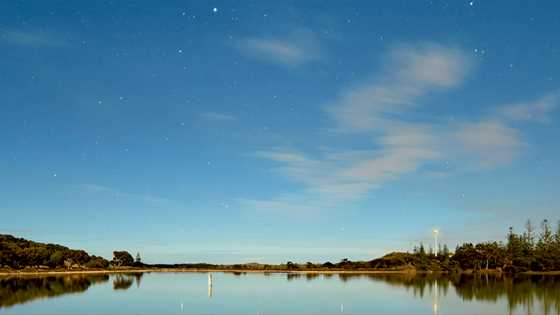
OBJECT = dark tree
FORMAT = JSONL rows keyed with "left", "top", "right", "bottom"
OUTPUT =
{"left": 322, "top": 261, "right": 334, "bottom": 268}
{"left": 286, "top": 261, "right": 298, "bottom": 270}
{"left": 112, "top": 251, "right": 134, "bottom": 267}
{"left": 0, "top": 234, "right": 108, "bottom": 270}
{"left": 442, "top": 244, "right": 450, "bottom": 257}
{"left": 535, "top": 219, "right": 555, "bottom": 271}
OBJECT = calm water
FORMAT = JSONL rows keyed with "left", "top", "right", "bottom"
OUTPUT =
{"left": 1, "top": 272, "right": 559, "bottom": 315}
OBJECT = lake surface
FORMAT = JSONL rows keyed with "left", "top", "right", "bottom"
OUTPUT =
{"left": 1, "top": 272, "right": 559, "bottom": 314}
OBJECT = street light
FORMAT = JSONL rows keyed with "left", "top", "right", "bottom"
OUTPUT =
{"left": 433, "top": 229, "right": 439, "bottom": 257}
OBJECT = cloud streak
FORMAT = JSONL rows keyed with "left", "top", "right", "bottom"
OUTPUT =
{"left": 452, "top": 120, "right": 525, "bottom": 168}
{"left": 241, "top": 42, "right": 558, "bottom": 213}
{"left": 200, "top": 112, "right": 236, "bottom": 122}
{"left": 327, "top": 43, "right": 471, "bottom": 132}
{"left": 237, "top": 29, "right": 321, "bottom": 66}
{"left": 496, "top": 91, "right": 559, "bottom": 123}
{"left": 0, "top": 29, "right": 68, "bottom": 47}
{"left": 80, "top": 184, "right": 171, "bottom": 206}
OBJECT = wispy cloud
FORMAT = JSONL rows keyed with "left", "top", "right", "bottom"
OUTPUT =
{"left": 243, "top": 129, "right": 439, "bottom": 212}
{"left": 327, "top": 43, "right": 471, "bottom": 132}
{"left": 81, "top": 184, "right": 112, "bottom": 193}
{"left": 242, "top": 43, "right": 469, "bottom": 211}
{"left": 449, "top": 92, "right": 559, "bottom": 169}
{"left": 0, "top": 227, "right": 32, "bottom": 234}
{"left": 452, "top": 120, "right": 525, "bottom": 168}
{"left": 237, "top": 29, "right": 321, "bottom": 66}
{"left": 199, "top": 112, "right": 236, "bottom": 122}
{"left": 0, "top": 29, "right": 68, "bottom": 47}
{"left": 238, "top": 193, "right": 333, "bottom": 215}
{"left": 241, "top": 42, "right": 558, "bottom": 213}
{"left": 495, "top": 91, "right": 559, "bottom": 123}
{"left": 80, "top": 184, "right": 171, "bottom": 206}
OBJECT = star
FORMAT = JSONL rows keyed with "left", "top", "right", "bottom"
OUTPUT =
{"left": 212, "top": 7, "right": 218, "bottom": 13}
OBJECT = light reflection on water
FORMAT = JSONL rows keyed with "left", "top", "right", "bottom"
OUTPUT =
{"left": 0, "top": 272, "right": 559, "bottom": 315}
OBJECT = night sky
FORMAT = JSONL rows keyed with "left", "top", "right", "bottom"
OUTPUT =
{"left": 1, "top": 1, "right": 559, "bottom": 264}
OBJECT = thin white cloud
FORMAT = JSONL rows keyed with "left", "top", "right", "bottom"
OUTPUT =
{"left": 327, "top": 43, "right": 471, "bottom": 132}
{"left": 238, "top": 193, "right": 332, "bottom": 215}
{"left": 496, "top": 91, "right": 559, "bottom": 123}
{"left": 243, "top": 43, "right": 468, "bottom": 211}
{"left": 246, "top": 125, "right": 439, "bottom": 208}
{"left": 200, "top": 112, "right": 236, "bottom": 122}
{"left": 238, "top": 29, "right": 321, "bottom": 66}
{"left": 81, "top": 184, "right": 112, "bottom": 193}
{"left": 0, "top": 227, "right": 32, "bottom": 234}
{"left": 241, "top": 42, "right": 557, "bottom": 213}
{"left": 0, "top": 29, "right": 68, "bottom": 47}
{"left": 447, "top": 92, "right": 558, "bottom": 169}
{"left": 80, "top": 184, "right": 171, "bottom": 206}
{"left": 453, "top": 120, "right": 525, "bottom": 168}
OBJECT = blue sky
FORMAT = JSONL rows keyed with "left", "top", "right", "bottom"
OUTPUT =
{"left": 1, "top": 1, "right": 559, "bottom": 264}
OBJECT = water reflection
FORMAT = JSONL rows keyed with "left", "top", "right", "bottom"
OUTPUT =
{"left": 113, "top": 273, "right": 143, "bottom": 291}
{"left": 0, "top": 275, "right": 109, "bottom": 309}
{"left": 208, "top": 273, "right": 213, "bottom": 298}
{"left": 453, "top": 274, "right": 560, "bottom": 315}
{"left": 433, "top": 278, "right": 439, "bottom": 314}
{"left": 134, "top": 273, "right": 143, "bottom": 288}
{"left": 113, "top": 274, "right": 133, "bottom": 290}
{"left": 0, "top": 272, "right": 559, "bottom": 314}
{"left": 331, "top": 273, "right": 560, "bottom": 315}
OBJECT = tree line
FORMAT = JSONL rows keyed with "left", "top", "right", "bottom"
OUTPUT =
{"left": 2, "top": 219, "right": 560, "bottom": 273}
{"left": 0, "top": 234, "right": 142, "bottom": 270}
{"left": 452, "top": 219, "right": 560, "bottom": 272}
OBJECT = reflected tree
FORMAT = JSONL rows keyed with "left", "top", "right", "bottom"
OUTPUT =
{"left": 0, "top": 275, "right": 109, "bottom": 309}
{"left": 112, "top": 274, "right": 134, "bottom": 291}
{"left": 362, "top": 273, "right": 560, "bottom": 315}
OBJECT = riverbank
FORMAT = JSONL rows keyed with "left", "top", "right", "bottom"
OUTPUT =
{"left": 1, "top": 268, "right": 559, "bottom": 277}
{"left": 0, "top": 268, "right": 420, "bottom": 277}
